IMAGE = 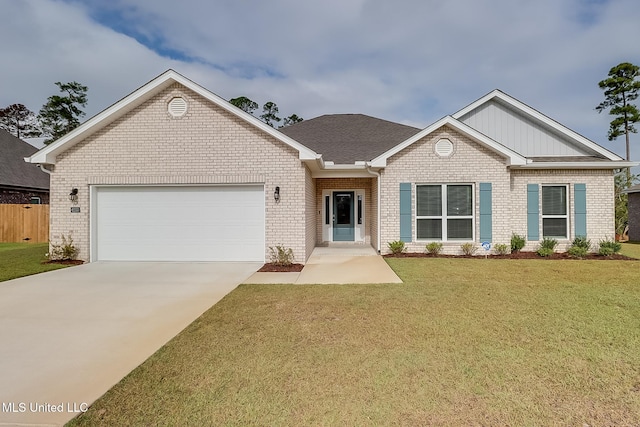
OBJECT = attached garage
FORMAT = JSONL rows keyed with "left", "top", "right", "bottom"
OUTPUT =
{"left": 92, "top": 185, "right": 265, "bottom": 262}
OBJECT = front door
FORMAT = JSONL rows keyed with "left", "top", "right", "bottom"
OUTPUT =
{"left": 333, "top": 192, "right": 355, "bottom": 241}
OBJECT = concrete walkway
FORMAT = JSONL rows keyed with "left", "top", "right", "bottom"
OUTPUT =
{"left": 0, "top": 262, "right": 260, "bottom": 427}
{"left": 244, "top": 244, "right": 403, "bottom": 284}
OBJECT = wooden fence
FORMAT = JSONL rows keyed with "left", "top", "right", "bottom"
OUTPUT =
{"left": 0, "top": 204, "right": 50, "bottom": 243}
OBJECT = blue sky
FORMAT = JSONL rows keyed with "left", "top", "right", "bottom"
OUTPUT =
{"left": 1, "top": 0, "right": 639, "bottom": 165}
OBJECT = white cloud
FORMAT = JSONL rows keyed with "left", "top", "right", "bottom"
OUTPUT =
{"left": 1, "top": 0, "right": 639, "bottom": 161}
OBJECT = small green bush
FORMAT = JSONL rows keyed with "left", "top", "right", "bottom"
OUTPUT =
{"left": 536, "top": 237, "right": 558, "bottom": 257}
{"left": 567, "top": 236, "right": 591, "bottom": 259}
{"left": 493, "top": 243, "right": 509, "bottom": 255}
{"left": 268, "top": 245, "right": 295, "bottom": 266}
{"left": 536, "top": 247, "right": 555, "bottom": 257}
{"left": 47, "top": 233, "right": 78, "bottom": 261}
{"left": 425, "top": 242, "right": 443, "bottom": 255}
{"left": 571, "top": 236, "right": 591, "bottom": 251}
{"left": 598, "top": 238, "right": 622, "bottom": 256}
{"left": 460, "top": 242, "right": 478, "bottom": 256}
{"left": 387, "top": 240, "right": 406, "bottom": 255}
{"left": 567, "top": 246, "right": 589, "bottom": 259}
{"left": 511, "top": 233, "right": 526, "bottom": 253}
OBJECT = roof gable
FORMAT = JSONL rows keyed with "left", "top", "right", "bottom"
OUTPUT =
{"left": 279, "top": 114, "right": 420, "bottom": 164}
{"left": 453, "top": 90, "right": 623, "bottom": 161}
{"left": 370, "top": 116, "right": 528, "bottom": 167}
{"left": 0, "top": 129, "right": 49, "bottom": 190}
{"left": 27, "top": 70, "right": 319, "bottom": 165}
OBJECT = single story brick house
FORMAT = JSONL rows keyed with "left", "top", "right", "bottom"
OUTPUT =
{"left": 625, "top": 184, "right": 640, "bottom": 242}
{"left": 26, "top": 70, "right": 636, "bottom": 262}
{"left": 1, "top": 129, "right": 49, "bottom": 204}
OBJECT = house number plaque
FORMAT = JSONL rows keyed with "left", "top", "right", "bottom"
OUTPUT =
{"left": 71, "top": 207, "right": 81, "bottom": 213}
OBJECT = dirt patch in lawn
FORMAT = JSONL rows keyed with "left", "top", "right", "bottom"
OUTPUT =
{"left": 258, "top": 263, "right": 305, "bottom": 272}
{"left": 384, "top": 252, "right": 637, "bottom": 260}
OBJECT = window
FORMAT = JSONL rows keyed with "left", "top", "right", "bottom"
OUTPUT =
{"left": 542, "top": 185, "right": 568, "bottom": 238}
{"left": 416, "top": 184, "right": 473, "bottom": 240}
{"left": 29, "top": 197, "right": 41, "bottom": 204}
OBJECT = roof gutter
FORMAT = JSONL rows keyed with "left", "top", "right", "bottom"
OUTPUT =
{"left": 513, "top": 161, "right": 639, "bottom": 170}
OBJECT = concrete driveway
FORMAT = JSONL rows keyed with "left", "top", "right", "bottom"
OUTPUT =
{"left": 0, "top": 261, "right": 260, "bottom": 427}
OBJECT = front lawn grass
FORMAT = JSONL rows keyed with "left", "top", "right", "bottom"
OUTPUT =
{"left": 69, "top": 258, "right": 640, "bottom": 426}
{"left": 0, "top": 243, "right": 69, "bottom": 282}
{"left": 621, "top": 241, "right": 640, "bottom": 259}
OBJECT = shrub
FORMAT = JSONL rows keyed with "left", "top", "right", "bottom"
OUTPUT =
{"left": 268, "top": 245, "right": 295, "bottom": 266}
{"left": 598, "top": 238, "right": 622, "bottom": 256}
{"left": 567, "top": 246, "right": 589, "bottom": 259}
{"left": 460, "top": 242, "right": 478, "bottom": 256}
{"left": 537, "top": 247, "right": 555, "bottom": 257}
{"left": 493, "top": 243, "right": 510, "bottom": 255}
{"left": 567, "top": 236, "right": 591, "bottom": 259}
{"left": 571, "top": 236, "right": 592, "bottom": 251}
{"left": 425, "top": 242, "right": 443, "bottom": 255}
{"left": 511, "top": 233, "right": 526, "bottom": 253}
{"left": 536, "top": 237, "right": 557, "bottom": 257}
{"left": 387, "top": 240, "right": 406, "bottom": 255}
{"left": 48, "top": 233, "right": 78, "bottom": 261}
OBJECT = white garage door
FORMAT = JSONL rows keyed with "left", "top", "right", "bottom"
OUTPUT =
{"left": 93, "top": 185, "right": 265, "bottom": 261}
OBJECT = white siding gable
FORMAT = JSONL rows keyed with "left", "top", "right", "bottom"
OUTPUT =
{"left": 458, "top": 99, "right": 597, "bottom": 158}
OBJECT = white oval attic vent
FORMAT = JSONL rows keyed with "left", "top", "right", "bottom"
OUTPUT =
{"left": 435, "top": 138, "right": 454, "bottom": 157}
{"left": 168, "top": 97, "right": 188, "bottom": 117}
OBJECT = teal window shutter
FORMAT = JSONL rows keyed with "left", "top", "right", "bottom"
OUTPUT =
{"left": 527, "top": 184, "right": 540, "bottom": 241}
{"left": 400, "top": 183, "right": 412, "bottom": 242}
{"left": 479, "top": 183, "right": 492, "bottom": 242}
{"left": 574, "top": 184, "right": 587, "bottom": 238}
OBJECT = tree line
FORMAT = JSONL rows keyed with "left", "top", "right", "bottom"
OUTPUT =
{"left": 0, "top": 82, "right": 88, "bottom": 144}
{"left": 229, "top": 96, "right": 302, "bottom": 128}
{"left": 1, "top": 84, "right": 303, "bottom": 145}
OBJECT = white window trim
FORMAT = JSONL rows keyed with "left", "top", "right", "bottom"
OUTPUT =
{"left": 415, "top": 183, "right": 475, "bottom": 242}
{"left": 541, "top": 184, "right": 569, "bottom": 239}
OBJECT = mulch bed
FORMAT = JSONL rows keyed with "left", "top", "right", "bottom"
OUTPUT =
{"left": 42, "top": 259, "right": 85, "bottom": 265}
{"left": 258, "top": 263, "right": 305, "bottom": 272}
{"left": 384, "top": 252, "right": 637, "bottom": 261}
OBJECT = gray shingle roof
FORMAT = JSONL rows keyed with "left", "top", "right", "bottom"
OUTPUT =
{"left": 0, "top": 129, "right": 49, "bottom": 191}
{"left": 279, "top": 114, "right": 421, "bottom": 164}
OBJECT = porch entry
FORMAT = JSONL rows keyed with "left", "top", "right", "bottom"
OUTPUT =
{"left": 322, "top": 189, "right": 365, "bottom": 243}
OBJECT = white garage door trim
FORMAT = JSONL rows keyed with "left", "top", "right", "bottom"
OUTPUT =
{"left": 90, "top": 185, "right": 265, "bottom": 262}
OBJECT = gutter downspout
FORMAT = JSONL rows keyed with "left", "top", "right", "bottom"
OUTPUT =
{"left": 366, "top": 166, "right": 381, "bottom": 254}
{"left": 38, "top": 164, "right": 53, "bottom": 175}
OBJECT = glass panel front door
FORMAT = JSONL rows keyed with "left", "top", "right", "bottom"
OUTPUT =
{"left": 333, "top": 192, "right": 355, "bottom": 241}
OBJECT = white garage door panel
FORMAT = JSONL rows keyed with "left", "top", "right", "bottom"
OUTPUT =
{"left": 95, "top": 186, "right": 265, "bottom": 261}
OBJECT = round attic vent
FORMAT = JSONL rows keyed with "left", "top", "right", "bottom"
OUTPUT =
{"left": 168, "top": 97, "right": 188, "bottom": 117}
{"left": 435, "top": 138, "right": 454, "bottom": 157}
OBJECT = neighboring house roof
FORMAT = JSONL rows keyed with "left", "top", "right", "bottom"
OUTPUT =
{"left": 27, "top": 70, "right": 319, "bottom": 165}
{"left": 0, "top": 129, "right": 49, "bottom": 191}
{"left": 279, "top": 114, "right": 421, "bottom": 164}
{"left": 624, "top": 184, "right": 640, "bottom": 194}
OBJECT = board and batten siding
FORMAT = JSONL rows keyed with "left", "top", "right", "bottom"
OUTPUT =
{"left": 458, "top": 100, "right": 592, "bottom": 157}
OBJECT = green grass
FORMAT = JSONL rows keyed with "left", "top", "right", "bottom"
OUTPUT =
{"left": 621, "top": 241, "right": 640, "bottom": 259}
{"left": 69, "top": 258, "right": 640, "bottom": 426}
{"left": 0, "top": 243, "right": 69, "bottom": 282}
